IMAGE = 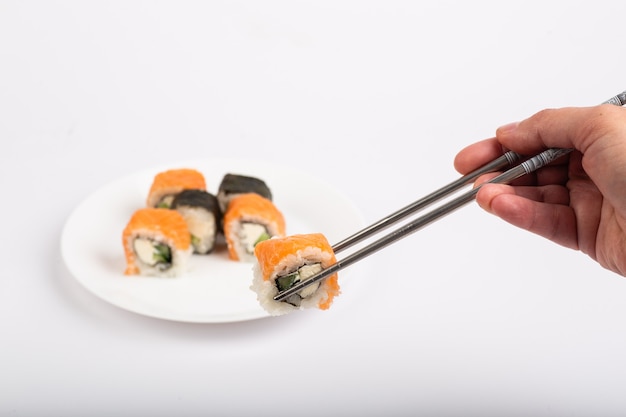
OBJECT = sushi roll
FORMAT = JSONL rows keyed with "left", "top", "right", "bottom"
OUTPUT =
{"left": 251, "top": 233, "right": 340, "bottom": 315}
{"left": 122, "top": 208, "right": 192, "bottom": 277}
{"left": 223, "top": 193, "right": 285, "bottom": 262}
{"left": 146, "top": 168, "right": 206, "bottom": 209}
{"left": 217, "top": 173, "right": 272, "bottom": 213}
{"left": 171, "top": 189, "right": 222, "bottom": 254}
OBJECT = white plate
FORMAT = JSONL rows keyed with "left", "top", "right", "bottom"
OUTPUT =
{"left": 60, "top": 158, "right": 364, "bottom": 323}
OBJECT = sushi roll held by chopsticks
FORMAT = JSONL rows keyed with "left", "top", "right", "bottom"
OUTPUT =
{"left": 122, "top": 208, "right": 192, "bottom": 277}
{"left": 223, "top": 193, "right": 285, "bottom": 262}
{"left": 251, "top": 233, "right": 340, "bottom": 315}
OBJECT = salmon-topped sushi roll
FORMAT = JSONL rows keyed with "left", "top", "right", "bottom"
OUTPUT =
{"left": 146, "top": 168, "right": 206, "bottom": 209}
{"left": 223, "top": 193, "right": 285, "bottom": 262}
{"left": 122, "top": 208, "right": 192, "bottom": 277}
{"left": 251, "top": 233, "right": 340, "bottom": 315}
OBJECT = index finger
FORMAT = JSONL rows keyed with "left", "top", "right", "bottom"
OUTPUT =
{"left": 496, "top": 105, "right": 626, "bottom": 156}
{"left": 453, "top": 137, "right": 505, "bottom": 175}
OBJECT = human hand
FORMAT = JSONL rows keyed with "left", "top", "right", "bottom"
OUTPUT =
{"left": 454, "top": 105, "right": 626, "bottom": 276}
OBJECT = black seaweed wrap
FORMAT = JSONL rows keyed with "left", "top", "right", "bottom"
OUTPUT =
{"left": 171, "top": 189, "right": 222, "bottom": 229}
{"left": 218, "top": 173, "right": 272, "bottom": 201}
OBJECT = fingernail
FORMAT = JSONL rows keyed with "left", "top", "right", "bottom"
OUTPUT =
{"left": 496, "top": 121, "right": 519, "bottom": 134}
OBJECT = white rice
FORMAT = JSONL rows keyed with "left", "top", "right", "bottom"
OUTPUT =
{"left": 226, "top": 214, "right": 282, "bottom": 263}
{"left": 175, "top": 206, "right": 217, "bottom": 254}
{"left": 147, "top": 188, "right": 180, "bottom": 208}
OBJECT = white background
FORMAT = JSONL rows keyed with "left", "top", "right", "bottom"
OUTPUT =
{"left": 2, "top": 1, "right": 626, "bottom": 416}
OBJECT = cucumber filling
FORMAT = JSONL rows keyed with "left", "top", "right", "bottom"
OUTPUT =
{"left": 156, "top": 195, "right": 175, "bottom": 209}
{"left": 276, "top": 272, "right": 300, "bottom": 292}
{"left": 239, "top": 222, "right": 270, "bottom": 254}
{"left": 275, "top": 263, "right": 323, "bottom": 306}
{"left": 176, "top": 206, "right": 216, "bottom": 254}
{"left": 254, "top": 232, "right": 271, "bottom": 246}
{"left": 133, "top": 238, "right": 172, "bottom": 270}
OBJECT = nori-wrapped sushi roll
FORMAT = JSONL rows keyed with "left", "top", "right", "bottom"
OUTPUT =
{"left": 217, "top": 173, "right": 272, "bottom": 213}
{"left": 171, "top": 189, "right": 222, "bottom": 254}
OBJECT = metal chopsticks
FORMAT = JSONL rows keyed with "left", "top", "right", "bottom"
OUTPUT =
{"left": 273, "top": 90, "right": 626, "bottom": 302}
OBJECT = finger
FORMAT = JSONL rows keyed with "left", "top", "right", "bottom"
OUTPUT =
{"left": 478, "top": 183, "right": 570, "bottom": 206}
{"left": 476, "top": 183, "right": 579, "bottom": 249}
{"left": 567, "top": 178, "right": 603, "bottom": 258}
{"left": 453, "top": 138, "right": 504, "bottom": 175}
{"left": 495, "top": 105, "right": 626, "bottom": 155}
{"left": 534, "top": 165, "right": 570, "bottom": 187}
